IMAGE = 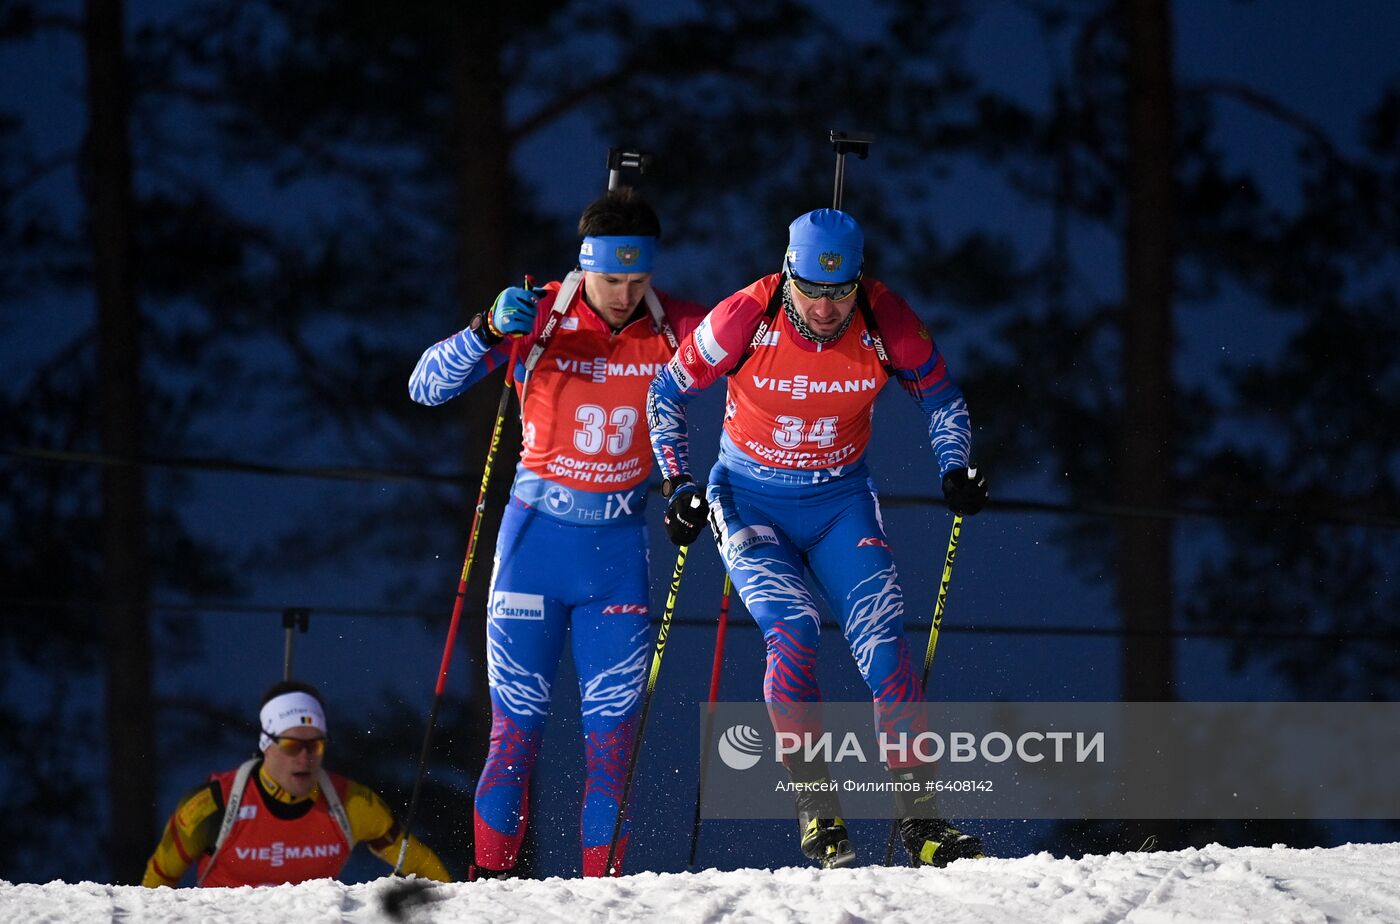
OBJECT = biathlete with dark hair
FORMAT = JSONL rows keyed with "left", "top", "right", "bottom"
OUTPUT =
{"left": 409, "top": 189, "right": 706, "bottom": 878}
{"left": 646, "top": 208, "right": 990, "bottom": 869}
{"left": 143, "top": 681, "right": 450, "bottom": 887}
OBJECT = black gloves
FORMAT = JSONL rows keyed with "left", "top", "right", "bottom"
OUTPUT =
{"left": 941, "top": 466, "right": 988, "bottom": 516}
{"left": 662, "top": 477, "right": 708, "bottom": 546}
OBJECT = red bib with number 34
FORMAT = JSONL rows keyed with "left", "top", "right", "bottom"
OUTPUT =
{"left": 725, "top": 282, "right": 891, "bottom": 471}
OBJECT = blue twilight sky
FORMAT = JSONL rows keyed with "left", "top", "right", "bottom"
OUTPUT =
{"left": 2, "top": 0, "right": 1398, "bottom": 882}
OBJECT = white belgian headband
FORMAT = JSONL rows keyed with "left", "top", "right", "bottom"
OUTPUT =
{"left": 258, "top": 691, "right": 327, "bottom": 751}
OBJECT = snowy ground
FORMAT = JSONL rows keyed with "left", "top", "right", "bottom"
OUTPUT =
{"left": 4, "top": 842, "right": 1400, "bottom": 923}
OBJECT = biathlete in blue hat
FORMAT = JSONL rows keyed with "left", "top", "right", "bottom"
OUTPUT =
{"left": 409, "top": 189, "right": 706, "bottom": 878}
{"left": 645, "top": 208, "right": 990, "bottom": 869}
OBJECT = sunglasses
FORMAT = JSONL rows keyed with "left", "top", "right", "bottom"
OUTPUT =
{"left": 787, "top": 272, "right": 860, "bottom": 302}
{"left": 270, "top": 735, "right": 328, "bottom": 757}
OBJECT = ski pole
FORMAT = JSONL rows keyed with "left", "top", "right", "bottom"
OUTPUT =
{"left": 884, "top": 514, "right": 964, "bottom": 865}
{"left": 919, "top": 515, "right": 962, "bottom": 689}
{"left": 281, "top": 607, "right": 309, "bottom": 681}
{"left": 605, "top": 543, "right": 690, "bottom": 876}
{"left": 686, "top": 573, "right": 732, "bottom": 868}
{"left": 392, "top": 277, "right": 533, "bottom": 876}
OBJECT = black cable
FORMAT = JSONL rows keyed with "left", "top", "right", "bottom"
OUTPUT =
{"left": 7, "top": 443, "right": 1399, "bottom": 530}
{"left": 4, "top": 596, "right": 1396, "bottom": 642}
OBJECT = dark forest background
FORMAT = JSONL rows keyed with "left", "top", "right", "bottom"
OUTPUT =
{"left": 1, "top": 0, "right": 1397, "bottom": 884}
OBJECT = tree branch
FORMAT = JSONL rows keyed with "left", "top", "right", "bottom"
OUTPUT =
{"left": 0, "top": 3, "right": 81, "bottom": 39}
{"left": 1186, "top": 79, "right": 1344, "bottom": 163}
{"left": 8, "top": 149, "right": 78, "bottom": 196}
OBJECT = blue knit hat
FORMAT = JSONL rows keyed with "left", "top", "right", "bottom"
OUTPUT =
{"left": 784, "top": 209, "right": 864, "bottom": 283}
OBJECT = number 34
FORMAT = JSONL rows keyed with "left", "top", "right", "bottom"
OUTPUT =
{"left": 773, "top": 415, "right": 838, "bottom": 449}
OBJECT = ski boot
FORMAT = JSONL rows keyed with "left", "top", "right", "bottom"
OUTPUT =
{"left": 789, "top": 758, "right": 856, "bottom": 869}
{"left": 800, "top": 813, "right": 857, "bottom": 869}
{"left": 467, "top": 863, "right": 517, "bottom": 881}
{"left": 897, "top": 816, "right": 984, "bottom": 868}
{"left": 890, "top": 763, "right": 984, "bottom": 868}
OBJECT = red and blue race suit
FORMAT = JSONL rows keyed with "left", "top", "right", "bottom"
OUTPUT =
{"left": 410, "top": 279, "right": 704, "bottom": 874}
{"left": 646, "top": 274, "right": 972, "bottom": 766}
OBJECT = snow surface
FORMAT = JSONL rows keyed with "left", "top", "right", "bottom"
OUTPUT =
{"left": 4, "top": 842, "right": 1400, "bottom": 923}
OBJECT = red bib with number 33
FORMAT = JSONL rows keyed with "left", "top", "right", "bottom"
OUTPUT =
{"left": 512, "top": 286, "right": 681, "bottom": 493}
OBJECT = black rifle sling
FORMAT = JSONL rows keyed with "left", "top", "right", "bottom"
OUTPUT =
{"left": 725, "top": 283, "right": 785, "bottom": 378}
{"left": 728, "top": 282, "right": 895, "bottom": 377}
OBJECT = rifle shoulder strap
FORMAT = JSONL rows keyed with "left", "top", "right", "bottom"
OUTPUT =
{"left": 726, "top": 284, "right": 785, "bottom": 377}
{"left": 198, "top": 758, "right": 259, "bottom": 886}
{"left": 317, "top": 769, "right": 354, "bottom": 848}
{"left": 519, "top": 269, "right": 585, "bottom": 401}
{"left": 855, "top": 286, "right": 896, "bottom": 376}
{"left": 642, "top": 287, "right": 679, "bottom": 350}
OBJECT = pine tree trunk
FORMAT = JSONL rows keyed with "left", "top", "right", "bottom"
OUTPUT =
{"left": 1118, "top": 0, "right": 1176, "bottom": 701}
{"left": 450, "top": 6, "right": 533, "bottom": 875}
{"left": 84, "top": 0, "right": 155, "bottom": 883}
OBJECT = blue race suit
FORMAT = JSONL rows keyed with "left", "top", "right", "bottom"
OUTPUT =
{"left": 410, "top": 277, "right": 705, "bottom": 874}
{"left": 646, "top": 275, "right": 971, "bottom": 764}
